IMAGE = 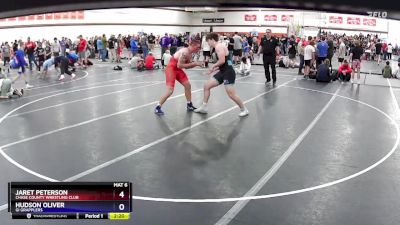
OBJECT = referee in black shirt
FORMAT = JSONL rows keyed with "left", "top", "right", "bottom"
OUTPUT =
{"left": 258, "top": 29, "right": 280, "bottom": 85}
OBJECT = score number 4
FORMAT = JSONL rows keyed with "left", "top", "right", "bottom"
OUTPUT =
{"left": 118, "top": 191, "right": 126, "bottom": 211}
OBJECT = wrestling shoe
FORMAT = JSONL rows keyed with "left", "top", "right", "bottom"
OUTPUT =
{"left": 187, "top": 102, "right": 197, "bottom": 111}
{"left": 154, "top": 105, "right": 164, "bottom": 115}
{"left": 194, "top": 105, "right": 208, "bottom": 114}
{"left": 239, "top": 108, "right": 249, "bottom": 117}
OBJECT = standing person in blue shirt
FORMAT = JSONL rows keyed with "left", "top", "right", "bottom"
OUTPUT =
{"left": 96, "top": 37, "right": 106, "bottom": 62}
{"left": 130, "top": 36, "right": 138, "bottom": 57}
{"left": 12, "top": 44, "right": 33, "bottom": 88}
{"left": 316, "top": 36, "right": 329, "bottom": 68}
{"left": 159, "top": 33, "right": 170, "bottom": 61}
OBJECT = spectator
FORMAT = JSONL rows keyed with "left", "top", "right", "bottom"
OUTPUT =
{"left": 327, "top": 35, "right": 334, "bottom": 70}
{"left": 60, "top": 37, "right": 66, "bottom": 56}
{"left": 0, "top": 77, "right": 23, "bottom": 99}
{"left": 316, "top": 59, "right": 331, "bottom": 82}
{"left": 160, "top": 33, "right": 170, "bottom": 59}
{"left": 148, "top": 33, "right": 156, "bottom": 51}
{"left": 2, "top": 42, "right": 11, "bottom": 73}
{"left": 316, "top": 36, "right": 328, "bottom": 68}
{"left": 161, "top": 49, "right": 172, "bottom": 69}
{"left": 375, "top": 39, "right": 383, "bottom": 65}
{"left": 108, "top": 35, "right": 117, "bottom": 63}
{"left": 25, "top": 37, "right": 37, "bottom": 71}
{"left": 97, "top": 36, "right": 106, "bottom": 62}
{"left": 128, "top": 53, "right": 143, "bottom": 69}
{"left": 297, "top": 38, "right": 306, "bottom": 75}
{"left": 382, "top": 61, "right": 392, "bottom": 78}
{"left": 77, "top": 35, "right": 88, "bottom": 67}
{"left": 102, "top": 34, "right": 108, "bottom": 60}
{"left": 252, "top": 36, "right": 259, "bottom": 62}
{"left": 170, "top": 35, "right": 178, "bottom": 56}
{"left": 52, "top": 38, "right": 61, "bottom": 57}
{"left": 387, "top": 43, "right": 393, "bottom": 60}
{"left": 233, "top": 32, "right": 243, "bottom": 64}
{"left": 349, "top": 40, "right": 364, "bottom": 84}
{"left": 12, "top": 40, "right": 18, "bottom": 53}
{"left": 338, "top": 59, "right": 352, "bottom": 82}
{"left": 338, "top": 38, "right": 346, "bottom": 65}
{"left": 140, "top": 33, "right": 150, "bottom": 59}
{"left": 281, "top": 35, "right": 287, "bottom": 55}
{"left": 383, "top": 41, "right": 388, "bottom": 60}
{"left": 145, "top": 52, "right": 159, "bottom": 70}
{"left": 35, "top": 41, "right": 45, "bottom": 72}
{"left": 242, "top": 36, "right": 250, "bottom": 57}
{"left": 393, "top": 62, "right": 400, "bottom": 79}
{"left": 116, "top": 34, "right": 124, "bottom": 63}
{"left": 44, "top": 41, "right": 52, "bottom": 60}
{"left": 228, "top": 33, "right": 234, "bottom": 61}
{"left": 304, "top": 37, "right": 315, "bottom": 79}
{"left": 278, "top": 56, "right": 290, "bottom": 68}
{"left": 201, "top": 34, "right": 211, "bottom": 68}
{"left": 235, "top": 56, "right": 251, "bottom": 76}
{"left": 287, "top": 35, "right": 297, "bottom": 68}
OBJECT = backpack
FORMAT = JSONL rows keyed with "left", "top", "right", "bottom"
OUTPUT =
{"left": 278, "top": 59, "right": 286, "bottom": 68}
{"left": 113, "top": 65, "right": 122, "bottom": 70}
{"left": 331, "top": 69, "right": 339, "bottom": 81}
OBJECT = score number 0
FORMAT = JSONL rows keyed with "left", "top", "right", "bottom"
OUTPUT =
{"left": 118, "top": 191, "right": 125, "bottom": 211}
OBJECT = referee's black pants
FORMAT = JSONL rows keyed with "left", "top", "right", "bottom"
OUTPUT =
{"left": 263, "top": 54, "right": 276, "bottom": 82}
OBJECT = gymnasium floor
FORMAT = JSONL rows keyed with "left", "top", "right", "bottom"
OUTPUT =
{"left": 1, "top": 60, "right": 400, "bottom": 225}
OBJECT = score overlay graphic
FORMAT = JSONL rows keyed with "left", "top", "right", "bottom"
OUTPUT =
{"left": 8, "top": 182, "right": 132, "bottom": 220}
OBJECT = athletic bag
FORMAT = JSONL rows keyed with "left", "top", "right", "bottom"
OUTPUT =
{"left": 331, "top": 69, "right": 339, "bottom": 81}
{"left": 113, "top": 65, "right": 123, "bottom": 71}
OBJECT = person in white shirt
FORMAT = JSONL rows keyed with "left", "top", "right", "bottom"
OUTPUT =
{"left": 393, "top": 62, "right": 400, "bottom": 79}
{"left": 0, "top": 77, "right": 23, "bottom": 99}
{"left": 304, "top": 37, "right": 315, "bottom": 79}
{"left": 235, "top": 56, "right": 251, "bottom": 76}
{"left": 387, "top": 43, "right": 393, "bottom": 60}
{"left": 338, "top": 38, "right": 346, "bottom": 65}
{"left": 128, "top": 54, "right": 143, "bottom": 69}
{"left": 161, "top": 50, "right": 172, "bottom": 69}
{"left": 201, "top": 35, "right": 211, "bottom": 68}
{"left": 51, "top": 38, "right": 61, "bottom": 57}
{"left": 219, "top": 36, "right": 228, "bottom": 48}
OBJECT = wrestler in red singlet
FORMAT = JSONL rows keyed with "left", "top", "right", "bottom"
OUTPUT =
{"left": 155, "top": 34, "right": 203, "bottom": 115}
